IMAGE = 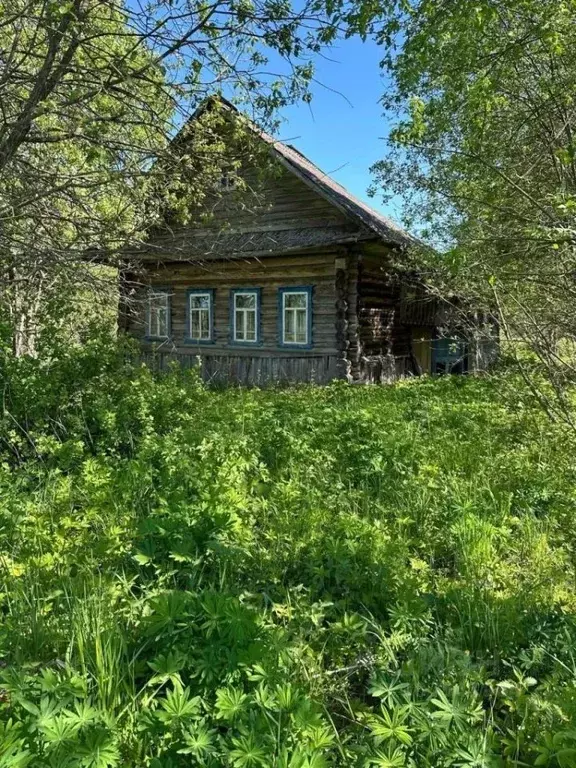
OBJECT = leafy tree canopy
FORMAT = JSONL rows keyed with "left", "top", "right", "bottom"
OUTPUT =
{"left": 368, "top": 0, "right": 576, "bottom": 408}
{"left": 0, "top": 0, "right": 353, "bottom": 352}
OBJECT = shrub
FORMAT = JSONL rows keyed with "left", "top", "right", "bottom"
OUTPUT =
{"left": 1, "top": 337, "right": 576, "bottom": 765}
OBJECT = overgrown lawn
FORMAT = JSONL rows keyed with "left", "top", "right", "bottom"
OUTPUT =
{"left": 1, "top": 340, "right": 576, "bottom": 767}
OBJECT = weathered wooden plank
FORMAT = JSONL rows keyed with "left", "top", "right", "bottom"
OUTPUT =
{"left": 137, "top": 351, "right": 343, "bottom": 386}
{"left": 126, "top": 252, "right": 340, "bottom": 363}
{"left": 181, "top": 159, "right": 351, "bottom": 234}
{"left": 346, "top": 251, "right": 361, "bottom": 378}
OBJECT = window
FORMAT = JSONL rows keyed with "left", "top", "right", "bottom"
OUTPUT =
{"left": 231, "top": 289, "right": 260, "bottom": 344}
{"left": 147, "top": 289, "right": 170, "bottom": 339}
{"left": 187, "top": 290, "right": 214, "bottom": 343}
{"left": 279, "top": 287, "right": 312, "bottom": 347}
{"left": 217, "top": 170, "right": 236, "bottom": 192}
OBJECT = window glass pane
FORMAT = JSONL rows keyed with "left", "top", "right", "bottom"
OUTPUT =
{"left": 159, "top": 308, "right": 168, "bottom": 336}
{"left": 150, "top": 292, "right": 166, "bottom": 306}
{"left": 233, "top": 292, "right": 258, "bottom": 342}
{"left": 236, "top": 293, "right": 255, "bottom": 309}
{"left": 246, "top": 310, "right": 256, "bottom": 340}
{"left": 282, "top": 290, "right": 309, "bottom": 345}
{"left": 190, "top": 312, "right": 200, "bottom": 339}
{"left": 200, "top": 310, "right": 210, "bottom": 338}
{"left": 284, "top": 310, "right": 295, "bottom": 343}
{"left": 149, "top": 293, "right": 168, "bottom": 336}
{"left": 433, "top": 338, "right": 466, "bottom": 374}
{"left": 235, "top": 309, "right": 245, "bottom": 340}
{"left": 285, "top": 292, "right": 306, "bottom": 309}
{"left": 295, "top": 309, "right": 307, "bottom": 343}
{"left": 219, "top": 172, "right": 236, "bottom": 191}
{"left": 190, "top": 294, "right": 210, "bottom": 309}
{"left": 448, "top": 341, "right": 464, "bottom": 357}
{"left": 189, "top": 293, "right": 211, "bottom": 340}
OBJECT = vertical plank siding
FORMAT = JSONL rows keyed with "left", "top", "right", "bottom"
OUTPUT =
{"left": 139, "top": 349, "right": 340, "bottom": 386}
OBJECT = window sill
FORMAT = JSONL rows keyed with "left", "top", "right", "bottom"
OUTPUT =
{"left": 183, "top": 338, "right": 215, "bottom": 346}
{"left": 278, "top": 342, "right": 314, "bottom": 350}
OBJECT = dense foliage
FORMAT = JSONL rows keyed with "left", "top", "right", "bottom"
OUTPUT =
{"left": 1, "top": 341, "right": 576, "bottom": 766}
{"left": 0, "top": 0, "right": 347, "bottom": 354}
{"left": 369, "top": 0, "right": 576, "bottom": 407}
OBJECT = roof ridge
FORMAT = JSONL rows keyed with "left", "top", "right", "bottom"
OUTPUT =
{"left": 183, "top": 96, "right": 415, "bottom": 248}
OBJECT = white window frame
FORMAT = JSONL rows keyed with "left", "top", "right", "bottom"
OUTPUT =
{"left": 147, "top": 289, "right": 170, "bottom": 339}
{"left": 187, "top": 290, "right": 213, "bottom": 342}
{"left": 281, "top": 288, "right": 311, "bottom": 347}
{"left": 232, "top": 290, "right": 259, "bottom": 344}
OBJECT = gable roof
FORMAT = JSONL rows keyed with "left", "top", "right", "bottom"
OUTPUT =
{"left": 264, "top": 136, "right": 413, "bottom": 248}
{"left": 187, "top": 97, "right": 415, "bottom": 249}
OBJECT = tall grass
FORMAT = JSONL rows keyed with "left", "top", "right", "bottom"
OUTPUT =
{"left": 1, "top": 339, "right": 576, "bottom": 765}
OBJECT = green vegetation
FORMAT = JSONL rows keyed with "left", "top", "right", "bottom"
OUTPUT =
{"left": 371, "top": 0, "right": 576, "bottom": 403}
{"left": 1, "top": 340, "right": 576, "bottom": 766}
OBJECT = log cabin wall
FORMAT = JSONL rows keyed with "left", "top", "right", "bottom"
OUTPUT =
{"left": 122, "top": 100, "right": 475, "bottom": 385}
{"left": 190, "top": 161, "right": 348, "bottom": 232}
{"left": 124, "top": 114, "right": 469, "bottom": 383}
{"left": 355, "top": 248, "right": 406, "bottom": 382}
{"left": 141, "top": 156, "right": 360, "bottom": 264}
{"left": 345, "top": 252, "right": 361, "bottom": 380}
{"left": 357, "top": 250, "right": 397, "bottom": 356}
{"left": 334, "top": 254, "right": 351, "bottom": 380}
{"left": 125, "top": 251, "right": 344, "bottom": 385}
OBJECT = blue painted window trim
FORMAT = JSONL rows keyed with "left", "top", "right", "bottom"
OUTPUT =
{"left": 145, "top": 286, "right": 172, "bottom": 342}
{"left": 278, "top": 286, "right": 313, "bottom": 349}
{"left": 229, "top": 288, "right": 262, "bottom": 346}
{"left": 184, "top": 288, "right": 215, "bottom": 345}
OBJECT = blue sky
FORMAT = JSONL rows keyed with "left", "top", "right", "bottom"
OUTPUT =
{"left": 126, "top": 0, "right": 400, "bottom": 221}
{"left": 274, "top": 36, "right": 400, "bottom": 220}
{"left": 126, "top": 0, "right": 400, "bottom": 220}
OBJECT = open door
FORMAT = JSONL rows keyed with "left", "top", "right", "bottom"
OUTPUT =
{"left": 412, "top": 327, "right": 432, "bottom": 374}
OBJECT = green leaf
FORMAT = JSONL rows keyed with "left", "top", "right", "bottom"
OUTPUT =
{"left": 75, "top": 731, "right": 119, "bottom": 768}
{"left": 215, "top": 687, "right": 248, "bottom": 721}
{"left": 133, "top": 552, "right": 151, "bottom": 566}
{"left": 178, "top": 722, "right": 216, "bottom": 758}
{"left": 228, "top": 734, "right": 267, "bottom": 767}
{"left": 368, "top": 705, "right": 413, "bottom": 746}
{"left": 156, "top": 681, "right": 201, "bottom": 725}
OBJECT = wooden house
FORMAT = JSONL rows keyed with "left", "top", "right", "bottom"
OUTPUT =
{"left": 122, "top": 99, "right": 493, "bottom": 385}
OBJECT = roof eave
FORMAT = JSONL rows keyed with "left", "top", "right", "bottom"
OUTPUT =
{"left": 175, "top": 96, "right": 416, "bottom": 249}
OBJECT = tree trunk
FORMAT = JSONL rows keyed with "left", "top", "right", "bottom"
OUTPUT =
{"left": 8, "top": 268, "right": 40, "bottom": 357}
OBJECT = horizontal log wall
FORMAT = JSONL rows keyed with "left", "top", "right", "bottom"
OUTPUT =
{"left": 125, "top": 252, "right": 344, "bottom": 384}
{"left": 346, "top": 252, "right": 361, "bottom": 379}
{"left": 355, "top": 248, "right": 424, "bottom": 379}
{"left": 356, "top": 250, "right": 400, "bottom": 357}
{"left": 142, "top": 159, "right": 355, "bottom": 264}
{"left": 186, "top": 158, "right": 349, "bottom": 233}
